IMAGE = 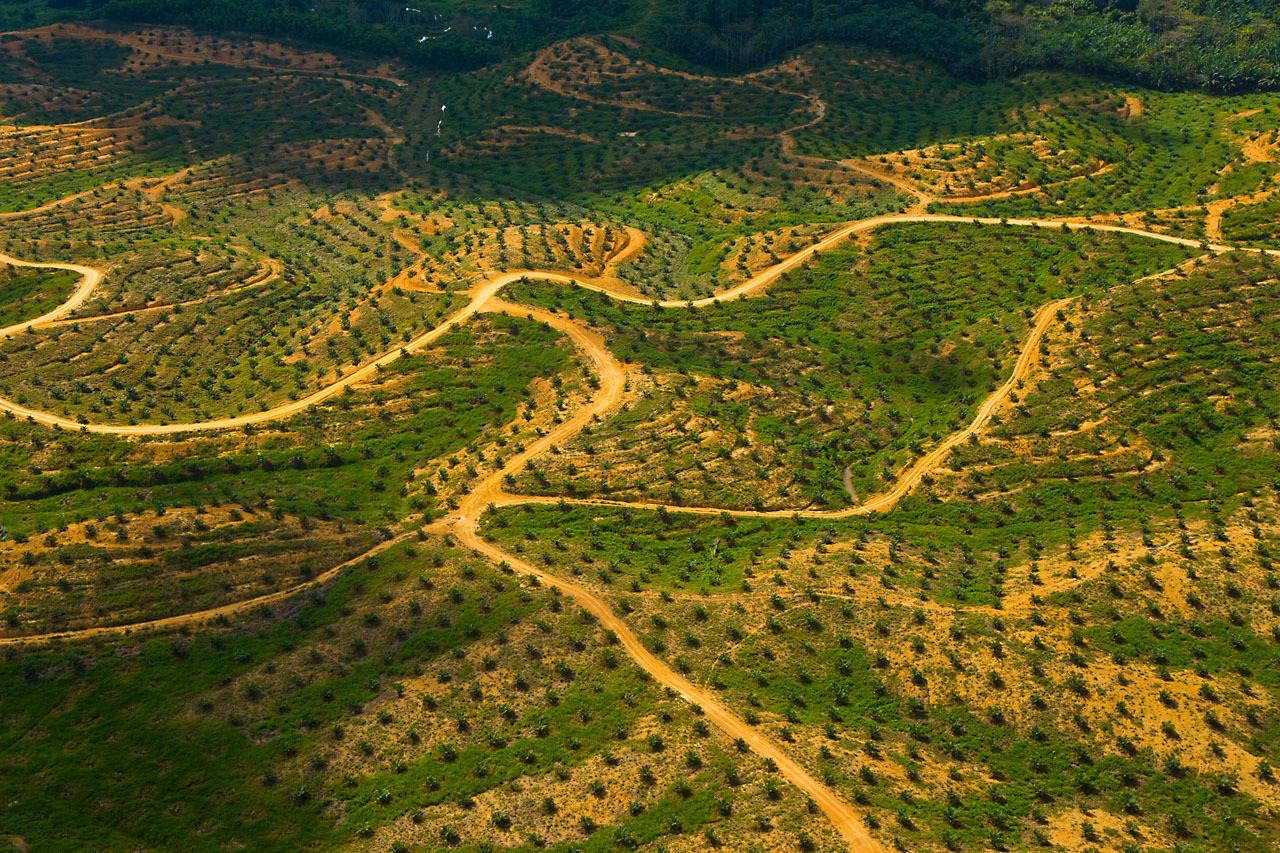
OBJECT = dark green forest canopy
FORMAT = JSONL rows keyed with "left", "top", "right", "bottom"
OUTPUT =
{"left": 8, "top": 0, "right": 1280, "bottom": 91}
{"left": 643, "top": 0, "right": 1280, "bottom": 89}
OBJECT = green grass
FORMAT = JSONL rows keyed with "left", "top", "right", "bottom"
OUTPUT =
{"left": 1220, "top": 194, "right": 1280, "bottom": 245}
{"left": 0, "top": 266, "right": 78, "bottom": 327}
{"left": 0, "top": 542, "right": 592, "bottom": 851}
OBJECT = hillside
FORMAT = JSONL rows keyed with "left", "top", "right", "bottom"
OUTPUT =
{"left": 0, "top": 10, "right": 1278, "bottom": 853}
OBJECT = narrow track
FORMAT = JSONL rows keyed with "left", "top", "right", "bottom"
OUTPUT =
{"left": 0, "top": 531, "right": 411, "bottom": 646}
{"left": 0, "top": 251, "right": 102, "bottom": 339}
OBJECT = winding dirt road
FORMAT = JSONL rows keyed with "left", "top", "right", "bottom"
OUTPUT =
{"left": 0, "top": 251, "right": 102, "bottom": 339}
{"left": 0, "top": 214, "right": 1243, "bottom": 433}
{"left": 486, "top": 295, "right": 1076, "bottom": 521}
{"left": 459, "top": 522, "right": 882, "bottom": 850}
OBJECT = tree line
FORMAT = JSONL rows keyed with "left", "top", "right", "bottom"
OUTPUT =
{"left": 641, "top": 0, "right": 1280, "bottom": 92}
{"left": 43, "top": 0, "right": 1280, "bottom": 91}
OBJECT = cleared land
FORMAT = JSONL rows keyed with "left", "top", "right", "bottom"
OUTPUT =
{"left": 1, "top": 20, "right": 1278, "bottom": 853}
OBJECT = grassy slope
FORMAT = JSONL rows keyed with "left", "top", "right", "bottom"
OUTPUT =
{"left": 0, "top": 266, "right": 78, "bottom": 327}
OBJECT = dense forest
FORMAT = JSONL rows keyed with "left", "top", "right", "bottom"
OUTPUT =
{"left": 2, "top": 0, "right": 634, "bottom": 70}
{"left": 646, "top": 0, "right": 1280, "bottom": 90}
{"left": 7, "top": 0, "right": 1280, "bottom": 91}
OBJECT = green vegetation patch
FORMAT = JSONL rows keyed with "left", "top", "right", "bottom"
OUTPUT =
{"left": 0, "top": 265, "right": 79, "bottom": 328}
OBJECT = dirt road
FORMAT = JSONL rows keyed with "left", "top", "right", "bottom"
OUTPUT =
{"left": 484, "top": 295, "right": 1075, "bottom": 520}
{"left": 451, "top": 300, "right": 883, "bottom": 853}
{"left": 0, "top": 215, "right": 1251, "bottom": 435}
{"left": 0, "top": 251, "right": 102, "bottom": 338}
